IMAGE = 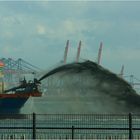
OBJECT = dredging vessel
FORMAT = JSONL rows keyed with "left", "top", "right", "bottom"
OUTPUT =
{"left": 0, "top": 78, "right": 42, "bottom": 114}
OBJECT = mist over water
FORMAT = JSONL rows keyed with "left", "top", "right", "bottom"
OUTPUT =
{"left": 22, "top": 60, "right": 140, "bottom": 114}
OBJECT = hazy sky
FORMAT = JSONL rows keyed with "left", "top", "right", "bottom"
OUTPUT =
{"left": 0, "top": 1, "right": 140, "bottom": 79}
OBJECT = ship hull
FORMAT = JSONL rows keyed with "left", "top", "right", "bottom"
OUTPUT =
{"left": 0, "top": 97, "right": 29, "bottom": 114}
{"left": 0, "top": 92, "right": 41, "bottom": 114}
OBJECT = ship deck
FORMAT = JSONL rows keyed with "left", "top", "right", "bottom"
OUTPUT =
{"left": 0, "top": 92, "right": 42, "bottom": 98}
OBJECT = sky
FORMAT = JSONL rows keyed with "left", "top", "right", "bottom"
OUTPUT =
{"left": 0, "top": 0, "right": 140, "bottom": 80}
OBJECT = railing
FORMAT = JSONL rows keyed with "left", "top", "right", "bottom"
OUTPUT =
{"left": 0, "top": 113, "right": 140, "bottom": 139}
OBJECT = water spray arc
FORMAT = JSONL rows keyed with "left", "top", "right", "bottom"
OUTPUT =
{"left": 38, "top": 60, "right": 140, "bottom": 113}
